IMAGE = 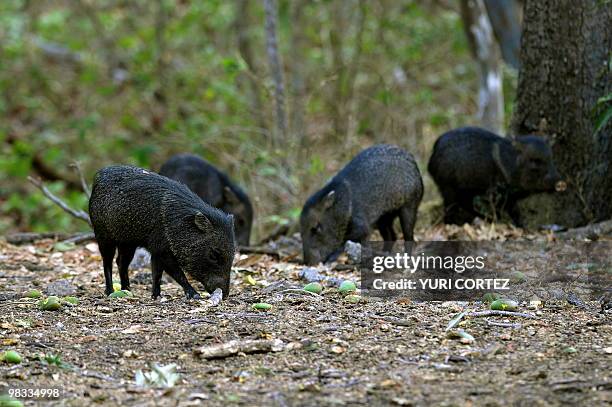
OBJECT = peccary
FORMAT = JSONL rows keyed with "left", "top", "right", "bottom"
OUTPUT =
{"left": 89, "top": 165, "right": 236, "bottom": 299}
{"left": 428, "top": 127, "right": 565, "bottom": 225}
{"left": 159, "top": 154, "right": 253, "bottom": 246}
{"left": 300, "top": 144, "right": 424, "bottom": 265}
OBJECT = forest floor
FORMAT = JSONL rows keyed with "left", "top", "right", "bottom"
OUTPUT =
{"left": 0, "top": 223, "right": 611, "bottom": 406}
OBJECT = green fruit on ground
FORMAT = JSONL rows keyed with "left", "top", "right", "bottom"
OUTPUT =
{"left": 303, "top": 282, "right": 323, "bottom": 294}
{"left": 252, "top": 303, "right": 272, "bottom": 311}
{"left": 24, "top": 289, "right": 42, "bottom": 299}
{"left": 113, "top": 282, "right": 121, "bottom": 292}
{"left": 39, "top": 296, "right": 62, "bottom": 311}
{"left": 109, "top": 290, "right": 132, "bottom": 298}
{"left": 338, "top": 280, "right": 357, "bottom": 293}
{"left": 62, "top": 296, "right": 79, "bottom": 305}
{"left": 344, "top": 294, "right": 361, "bottom": 303}
{"left": 0, "top": 395, "right": 23, "bottom": 407}
{"left": 3, "top": 350, "right": 22, "bottom": 364}
{"left": 490, "top": 299, "right": 519, "bottom": 311}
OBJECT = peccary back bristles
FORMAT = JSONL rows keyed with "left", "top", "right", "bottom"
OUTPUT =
{"left": 428, "top": 126, "right": 562, "bottom": 225}
{"left": 159, "top": 154, "right": 253, "bottom": 246}
{"left": 89, "top": 165, "right": 235, "bottom": 299}
{"left": 301, "top": 144, "right": 423, "bottom": 265}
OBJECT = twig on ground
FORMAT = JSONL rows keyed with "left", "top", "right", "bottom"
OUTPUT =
{"left": 278, "top": 289, "right": 321, "bottom": 297}
{"left": 70, "top": 161, "right": 92, "bottom": 197}
{"left": 555, "top": 219, "right": 612, "bottom": 240}
{"left": 194, "top": 339, "right": 285, "bottom": 359}
{"left": 468, "top": 310, "right": 536, "bottom": 318}
{"left": 370, "top": 315, "right": 414, "bottom": 327}
{"left": 28, "top": 176, "right": 92, "bottom": 226}
{"left": 184, "top": 318, "right": 217, "bottom": 325}
{"left": 238, "top": 245, "right": 283, "bottom": 257}
{"left": 5, "top": 232, "right": 70, "bottom": 245}
{"left": 61, "top": 232, "right": 96, "bottom": 244}
{"left": 486, "top": 319, "right": 523, "bottom": 328}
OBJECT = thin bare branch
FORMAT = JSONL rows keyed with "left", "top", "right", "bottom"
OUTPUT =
{"left": 28, "top": 176, "right": 92, "bottom": 226}
{"left": 467, "top": 310, "right": 536, "bottom": 318}
{"left": 70, "top": 161, "right": 91, "bottom": 197}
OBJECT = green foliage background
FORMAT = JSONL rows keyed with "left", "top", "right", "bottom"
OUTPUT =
{"left": 0, "top": 0, "right": 517, "bottom": 239}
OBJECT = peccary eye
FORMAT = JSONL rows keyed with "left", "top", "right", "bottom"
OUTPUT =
{"left": 311, "top": 224, "right": 322, "bottom": 234}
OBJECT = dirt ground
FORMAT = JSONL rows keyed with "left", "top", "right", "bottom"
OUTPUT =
{"left": 0, "top": 224, "right": 610, "bottom": 406}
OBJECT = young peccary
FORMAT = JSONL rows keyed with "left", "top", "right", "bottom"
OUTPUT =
{"left": 89, "top": 165, "right": 236, "bottom": 299}
{"left": 159, "top": 154, "right": 253, "bottom": 246}
{"left": 300, "top": 144, "right": 424, "bottom": 265}
{"left": 428, "top": 127, "right": 566, "bottom": 225}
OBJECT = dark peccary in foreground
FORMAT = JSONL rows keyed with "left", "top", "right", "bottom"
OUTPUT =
{"left": 89, "top": 165, "right": 236, "bottom": 299}
{"left": 159, "top": 154, "right": 253, "bottom": 246}
{"left": 428, "top": 126, "right": 566, "bottom": 225}
{"left": 300, "top": 144, "right": 424, "bottom": 265}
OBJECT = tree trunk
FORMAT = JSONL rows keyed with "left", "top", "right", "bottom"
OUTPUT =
{"left": 235, "top": 0, "right": 267, "bottom": 131}
{"left": 511, "top": 0, "right": 612, "bottom": 228}
{"left": 460, "top": 0, "right": 505, "bottom": 134}
{"left": 483, "top": 0, "right": 522, "bottom": 70}
{"left": 263, "top": 0, "right": 288, "bottom": 149}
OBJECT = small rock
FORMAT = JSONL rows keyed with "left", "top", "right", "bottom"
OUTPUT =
{"left": 45, "top": 280, "right": 77, "bottom": 297}
{"left": 299, "top": 268, "right": 325, "bottom": 283}
{"left": 129, "top": 248, "right": 151, "bottom": 270}
{"left": 344, "top": 240, "right": 362, "bottom": 263}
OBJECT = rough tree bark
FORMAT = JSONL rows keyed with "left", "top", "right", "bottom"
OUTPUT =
{"left": 263, "top": 0, "right": 288, "bottom": 148}
{"left": 512, "top": 0, "right": 612, "bottom": 228}
{"left": 234, "top": 0, "right": 267, "bottom": 130}
{"left": 460, "top": 0, "right": 505, "bottom": 134}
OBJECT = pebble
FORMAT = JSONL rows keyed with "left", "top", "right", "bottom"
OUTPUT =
{"left": 45, "top": 280, "right": 77, "bottom": 296}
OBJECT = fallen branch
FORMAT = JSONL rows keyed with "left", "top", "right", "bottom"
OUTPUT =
{"left": 468, "top": 310, "right": 536, "bottom": 319}
{"left": 184, "top": 318, "right": 216, "bottom": 325}
{"left": 278, "top": 288, "right": 321, "bottom": 297}
{"left": 555, "top": 219, "right": 612, "bottom": 240}
{"left": 61, "top": 232, "right": 96, "bottom": 244}
{"left": 238, "top": 245, "right": 283, "bottom": 257}
{"left": 28, "top": 176, "right": 92, "bottom": 226}
{"left": 5, "top": 232, "right": 70, "bottom": 245}
{"left": 194, "top": 339, "right": 285, "bottom": 359}
{"left": 486, "top": 320, "right": 522, "bottom": 328}
{"left": 370, "top": 315, "right": 413, "bottom": 327}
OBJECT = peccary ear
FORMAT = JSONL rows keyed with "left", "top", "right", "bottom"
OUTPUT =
{"left": 323, "top": 190, "right": 336, "bottom": 209}
{"left": 223, "top": 186, "right": 240, "bottom": 205}
{"left": 194, "top": 211, "right": 213, "bottom": 232}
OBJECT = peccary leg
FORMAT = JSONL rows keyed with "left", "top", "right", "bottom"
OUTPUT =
{"left": 377, "top": 213, "right": 397, "bottom": 252}
{"left": 399, "top": 201, "right": 419, "bottom": 254}
{"left": 116, "top": 245, "right": 137, "bottom": 291}
{"left": 151, "top": 255, "right": 164, "bottom": 299}
{"left": 98, "top": 240, "right": 116, "bottom": 296}
{"left": 159, "top": 253, "right": 201, "bottom": 300}
{"left": 439, "top": 186, "right": 464, "bottom": 224}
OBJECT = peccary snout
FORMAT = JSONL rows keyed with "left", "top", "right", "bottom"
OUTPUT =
{"left": 301, "top": 186, "right": 352, "bottom": 265}
{"left": 514, "top": 136, "right": 564, "bottom": 193}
